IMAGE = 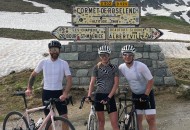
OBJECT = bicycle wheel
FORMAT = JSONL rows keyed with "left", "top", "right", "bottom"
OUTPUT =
{"left": 2, "top": 111, "right": 29, "bottom": 130}
{"left": 116, "top": 103, "right": 125, "bottom": 129}
{"left": 128, "top": 111, "right": 138, "bottom": 130}
{"left": 45, "top": 116, "right": 75, "bottom": 130}
{"left": 87, "top": 115, "right": 98, "bottom": 130}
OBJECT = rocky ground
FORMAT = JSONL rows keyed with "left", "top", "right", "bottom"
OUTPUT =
{"left": 2, "top": 88, "right": 189, "bottom": 130}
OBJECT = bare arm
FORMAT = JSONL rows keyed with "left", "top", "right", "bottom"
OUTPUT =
{"left": 88, "top": 77, "right": 96, "bottom": 97}
{"left": 108, "top": 76, "right": 119, "bottom": 98}
{"left": 145, "top": 78, "right": 154, "bottom": 95}
{"left": 25, "top": 71, "right": 38, "bottom": 96}
{"left": 60, "top": 75, "right": 72, "bottom": 101}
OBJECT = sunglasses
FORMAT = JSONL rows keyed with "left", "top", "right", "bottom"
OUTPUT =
{"left": 122, "top": 53, "right": 134, "bottom": 57}
{"left": 99, "top": 53, "right": 110, "bottom": 58}
{"left": 49, "top": 47, "right": 60, "bottom": 53}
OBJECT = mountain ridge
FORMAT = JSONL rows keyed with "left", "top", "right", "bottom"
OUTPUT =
{"left": 129, "top": 0, "right": 190, "bottom": 24}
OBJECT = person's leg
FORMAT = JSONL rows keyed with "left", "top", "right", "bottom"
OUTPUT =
{"left": 60, "top": 114, "right": 69, "bottom": 130}
{"left": 145, "top": 114, "right": 157, "bottom": 130}
{"left": 132, "top": 93, "right": 145, "bottom": 130}
{"left": 145, "top": 90, "right": 157, "bottom": 130}
{"left": 55, "top": 90, "right": 69, "bottom": 130}
{"left": 97, "top": 111, "right": 105, "bottom": 130}
{"left": 108, "top": 95, "right": 119, "bottom": 130}
{"left": 109, "top": 111, "right": 119, "bottom": 130}
{"left": 137, "top": 114, "right": 144, "bottom": 130}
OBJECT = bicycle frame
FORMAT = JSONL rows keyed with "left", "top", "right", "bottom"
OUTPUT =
{"left": 118, "top": 89, "right": 139, "bottom": 130}
{"left": 10, "top": 91, "right": 71, "bottom": 130}
{"left": 24, "top": 104, "right": 58, "bottom": 130}
{"left": 87, "top": 102, "right": 97, "bottom": 129}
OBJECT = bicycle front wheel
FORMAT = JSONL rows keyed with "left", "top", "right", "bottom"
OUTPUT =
{"left": 2, "top": 111, "right": 29, "bottom": 130}
{"left": 45, "top": 116, "right": 75, "bottom": 130}
{"left": 87, "top": 114, "right": 98, "bottom": 130}
{"left": 128, "top": 111, "right": 138, "bottom": 130}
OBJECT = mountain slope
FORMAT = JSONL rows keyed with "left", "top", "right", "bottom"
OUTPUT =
{"left": 130, "top": 0, "right": 190, "bottom": 24}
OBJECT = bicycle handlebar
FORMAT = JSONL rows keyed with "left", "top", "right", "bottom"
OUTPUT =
{"left": 119, "top": 97, "right": 139, "bottom": 102}
{"left": 79, "top": 96, "right": 110, "bottom": 112}
{"left": 12, "top": 91, "right": 26, "bottom": 97}
{"left": 12, "top": 91, "right": 73, "bottom": 109}
{"left": 44, "top": 96, "right": 73, "bottom": 107}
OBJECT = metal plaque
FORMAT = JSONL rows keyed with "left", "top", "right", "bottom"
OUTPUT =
{"left": 51, "top": 26, "right": 106, "bottom": 40}
{"left": 72, "top": 6, "right": 140, "bottom": 25}
{"left": 108, "top": 27, "right": 163, "bottom": 40}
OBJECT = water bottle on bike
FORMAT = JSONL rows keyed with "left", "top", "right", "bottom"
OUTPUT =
{"left": 35, "top": 117, "right": 43, "bottom": 129}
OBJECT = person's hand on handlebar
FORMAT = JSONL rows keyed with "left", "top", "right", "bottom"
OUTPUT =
{"left": 101, "top": 97, "right": 111, "bottom": 104}
{"left": 85, "top": 96, "right": 91, "bottom": 103}
{"left": 25, "top": 88, "right": 32, "bottom": 96}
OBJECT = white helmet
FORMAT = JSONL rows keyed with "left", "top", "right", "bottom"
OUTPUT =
{"left": 121, "top": 45, "right": 136, "bottom": 54}
{"left": 98, "top": 45, "right": 111, "bottom": 54}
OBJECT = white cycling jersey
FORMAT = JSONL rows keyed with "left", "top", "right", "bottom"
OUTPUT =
{"left": 34, "top": 58, "right": 71, "bottom": 90}
{"left": 119, "top": 61, "right": 153, "bottom": 94}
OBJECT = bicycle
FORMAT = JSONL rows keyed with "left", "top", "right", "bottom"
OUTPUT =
{"left": 117, "top": 88, "right": 139, "bottom": 130}
{"left": 2, "top": 91, "right": 75, "bottom": 130}
{"left": 79, "top": 96, "right": 110, "bottom": 130}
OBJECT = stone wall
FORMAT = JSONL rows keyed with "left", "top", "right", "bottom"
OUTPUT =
{"left": 60, "top": 41, "right": 176, "bottom": 88}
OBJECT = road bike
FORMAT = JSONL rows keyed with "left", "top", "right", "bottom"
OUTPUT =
{"left": 2, "top": 91, "right": 75, "bottom": 130}
{"left": 79, "top": 96, "right": 110, "bottom": 130}
{"left": 117, "top": 88, "right": 139, "bottom": 130}
{"left": 79, "top": 96, "right": 98, "bottom": 130}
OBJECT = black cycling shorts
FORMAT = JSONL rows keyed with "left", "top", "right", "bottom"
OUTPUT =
{"left": 132, "top": 90, "right": 156, "bottom": 110}
{"left": 94, "top": 93, "right": 117, "bottom": 114}
{"left": 42, "top": 89, "right": 67, "bottom": 116}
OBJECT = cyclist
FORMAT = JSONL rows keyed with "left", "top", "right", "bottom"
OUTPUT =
{"left": 25, "top": 40, "right": 72, "bottom": 129}
{"left": 86, "top": 45, "right": 119, "bottom": 130}
{"left": 119, "top": 45, "right": 157, "bottom": 130}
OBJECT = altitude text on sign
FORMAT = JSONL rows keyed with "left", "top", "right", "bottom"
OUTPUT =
{"left": 115, "top": 1, "right": 129, "bottom": 7}
{"left": 72, "top": 6, "right": 140, "bottom": 25}
{"left": 99, "top": 0, "right": 113, "bottom": 7}
{"left": 51, "top": 26, "right": 106, "bottom": 40}
{"left": 108, "top": 27, "right": 163, "bottom": 40}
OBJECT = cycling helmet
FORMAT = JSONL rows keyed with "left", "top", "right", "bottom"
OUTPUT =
{"left": 121, "top": 45, "right": 136, "bottom": 54}
{"left": 48, "top": 40, "right": 61, "bottom": 49}
{"left": 98, "top": 45, "right": 111, "bottom": 54}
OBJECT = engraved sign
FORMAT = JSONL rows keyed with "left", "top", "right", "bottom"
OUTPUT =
{"left": 115, "top": 1, "right": 129, "bottom": 7}
{"left": 51, "top": 26, "right": 106, "bottom": 40}
{"left": 100, "top": 0, "right": 113, "bottom": 7}
{"left": 72, "top": 6, "right": 140, "bottom": 25}
{"left": 108, "top": 27, "right": 163, "bottom": 40}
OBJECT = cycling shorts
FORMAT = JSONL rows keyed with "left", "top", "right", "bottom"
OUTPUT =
{"left": 132, "top": 90, "right": 156, "bottom": 115}
{"left": 42, "top": 89, "right": 67, "bottom": 116}
{"left": 94, "top": 93, "right": 117, "bottom": 114}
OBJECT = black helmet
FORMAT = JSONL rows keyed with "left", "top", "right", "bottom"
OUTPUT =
{"left": 48, "top": 40, "right": 61, "bottom": 49}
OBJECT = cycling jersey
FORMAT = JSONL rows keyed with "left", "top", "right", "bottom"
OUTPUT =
{"left": 92, "top": 63, "right": 119, "bottom": 94}
{"left": 119, "top": 61, "right": 153, "bottom": 94}
{"left": 34, "top": 58, "right": 71, "bottom": 90}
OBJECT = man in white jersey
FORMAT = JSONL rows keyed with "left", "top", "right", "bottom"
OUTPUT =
{"left": 119, "top": 45, "right": 157, "bottom": 130}
{"left": 25, "top": 40, "right": 72, "bottom": 120}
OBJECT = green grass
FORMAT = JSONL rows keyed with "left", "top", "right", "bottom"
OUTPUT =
{"left": 165, "top": 58, "right": 190, "bottom": 85}
{"left": 0, "top": 28, "right": 54, "bottom": 40}
{"left": 140, "top": 16, "right": 190, "bottom": 34}
{"left": 0, "top": 0, "right": 44, "bottom": 12}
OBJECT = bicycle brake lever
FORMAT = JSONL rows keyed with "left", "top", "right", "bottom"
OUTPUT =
{"left": 69, "top": 96, "right": 73, "bottom": 106}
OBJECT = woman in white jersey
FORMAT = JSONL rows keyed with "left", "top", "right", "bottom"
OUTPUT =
{"left": 25, "top": 40, "right": 72, "bottom": 120}
{"left": 86, "top": 45, "right": 119, "bottom": 130}
{"left": 119, "top": 45, "right": 157, "bottom": 130}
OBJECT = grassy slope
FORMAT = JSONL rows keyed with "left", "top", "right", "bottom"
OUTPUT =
{"left": 0, "top": 0, "right": 190, "bottom": 121}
